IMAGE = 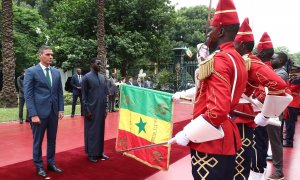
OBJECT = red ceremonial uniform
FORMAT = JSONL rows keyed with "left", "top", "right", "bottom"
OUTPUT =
{"left": 190, "top": 42, "right": 248, "bottom": 155}
{"left": 287, "top": 81, "right": 300, "bottom": 108}
{"left": 233, "top": 54, "right": 287, "bottom": 128}
{"left": 251, "top": 61, "right": 288, "bottom": 102}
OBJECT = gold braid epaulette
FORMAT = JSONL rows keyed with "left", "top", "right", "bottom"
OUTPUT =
{"left": 198, "top": 51, "right": 219, "bottom": 80}
{"left": 242, "top": 54, "right": 251, "bottom": 71}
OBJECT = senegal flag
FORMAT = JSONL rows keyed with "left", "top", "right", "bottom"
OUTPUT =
{"left": 185, "top": 47, "right": 193, "bottom": 58}
{"left": 116, "top": 84, "right": 173, "bottom": 170}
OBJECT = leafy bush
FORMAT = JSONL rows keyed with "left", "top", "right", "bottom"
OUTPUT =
{"left": 64, "top": 92, "right": 73, "bottom": 105}
{"left": 155, "top": 69, "right": 176, "bottom": 93}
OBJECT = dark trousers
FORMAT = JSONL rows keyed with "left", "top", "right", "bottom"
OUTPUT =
{"left": 234, "top": 124, "right": 254, "bottom": 180}
{"left": 108, "top": 95, "right": 115, "bottom": 111}
{"left": 191, "top": 149, "right": 236, "bottom": 180}
{"left": 71, "top": 92, "right": 82, "bottom": 115}
{"left": 285, "top": 107, "right": 299, "bottom": 144}
{"left": 19, "top": 96, "right": 29, "bottom": 120}
{"left": 267, "top": 115, "right": 283, "bottom": 173}
{"left": 251, "top": 126, "right": 268, "bottom": 173}
{"left": 32, "top": 109, "right": 58, "bottom": 168}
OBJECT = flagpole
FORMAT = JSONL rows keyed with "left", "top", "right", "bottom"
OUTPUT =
{"left": 206, "top": 0, "right": 212, "bottom": 36}
{"left": 117, "top": 141, "right": 169, "bottom": 153}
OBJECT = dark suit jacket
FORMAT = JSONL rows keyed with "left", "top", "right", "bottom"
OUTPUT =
{"left": 71, "top": 74, "right": 82, "bottom": 95}
{"left": 107, "top": 77, "right": 118, "bottom": 96}
{"left": 24, "top": 64, "right": 64, "bottom": 119}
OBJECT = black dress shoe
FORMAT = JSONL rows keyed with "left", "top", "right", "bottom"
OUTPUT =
{"left": 88, "top": 156, "right": 98, "bottom": 163}
{"left": 20, "top": 120, "right": 23, "bottom": 124}
{"left": 37, "top": 168, "right": 47, "bottom": 177}
{"left": 100, "top": 154, "right": 109, "bottom": 160}
{"left": 283, "top": 142, "right": 293, "bottom": 148}
{"left": 25, "top": 119, "right": 30, "bottom": 123}
{"left": 71, "top": 114, "right": 74, "bottom": 118}
{"left": 47, "top": 164, "right": 62, "bottom": 173}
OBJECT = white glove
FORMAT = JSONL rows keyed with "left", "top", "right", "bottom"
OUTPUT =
{"left": 267, "top": 117, "right": 281, "bottom": 127}
{"left": 197, "top": 43, "right": 209, "bottom": 63}
{"left": 172, "top": 92, "right": 182, "bottom": 101}
{"left": 169, "top": 131, "right": 190, "bottom": 146}
{"left": 172, "top": 87, "right": 196, "bottom": 101}
{"left": 254, "top": 113, "right": 269, "bottom": 126}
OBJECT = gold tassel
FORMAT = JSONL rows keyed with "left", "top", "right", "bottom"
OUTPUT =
{"left": 198, "top": 54, "right": 215, "bottom": 80}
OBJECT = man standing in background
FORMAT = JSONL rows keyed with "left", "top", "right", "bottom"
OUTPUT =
{"left": 266, "top": 52, "right": 288, "bottom": 179}
{"left": 17, "top": 69, "right": 29, "bottom": 124}
{"left": 71, "top": 68, "right": 83, "bottom": 117}
{"left": 108, "top": 73, "right": 118, "bottom": 112}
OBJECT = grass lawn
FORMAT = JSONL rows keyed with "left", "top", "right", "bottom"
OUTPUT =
{"left": 0, "top": 105, "right": 81, "bottom": 123}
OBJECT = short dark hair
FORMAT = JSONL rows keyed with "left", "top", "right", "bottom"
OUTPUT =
{"left": 244, "top": 41, "right": 255, "bottom": 52}
{"left": 277, "top": 52, "right": 288, "bottom": 64}
{"left": 38, "top": 45, "right": 51, "bottom": 54}
{"left": 90, "top": 57, "right": 98, "bottom": 64}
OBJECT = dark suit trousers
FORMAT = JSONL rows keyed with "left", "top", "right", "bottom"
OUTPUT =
{"left": 32, "top": 108, "right": 58, "bottom": 168}
{"left": 108, "top": 95, "right": 115, "bottom": 111}
{"left": 19, "top": 96, "right": 28, "bottom": 120}
{"left": 267, "top": 117, "right": 283, "bottom": 173}
{"left": 285, "top": 107, "right": 299, "bottom": 144}
{"left": 72, "top": 91, "right": 82, "bottom": 115}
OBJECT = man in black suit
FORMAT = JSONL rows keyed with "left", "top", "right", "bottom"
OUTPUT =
{"left": 107, "top": 73, "right": 118, "bottom": 112}
{"left": 17, "top": 69, "right": 29, "bottom": 124}
{"left": 71, "top": 68, "right": 83, "bottom": 117}
{"left": 127, "top": 76, "right": 134, "bottom": 85}
{"left": 24, "top": 45, "right": 64, "bottom": 177}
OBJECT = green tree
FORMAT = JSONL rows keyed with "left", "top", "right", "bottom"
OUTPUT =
{"left": 50, "top": 0, "right": 97, "bottom": 70}
{"left": 1, "top": 4, "right": 48, "bottom": 75}
{"left": 35, "top": 0, "right": 62, "bottom": 21}
{"left": 170, "top": 5, "right": 212, "bottom": 61}
{"left": 275, "top": 46, "right": 290, "bottom": 54}
{"left": 50, "top": 0, "right": 175, "bottom": 76}
{"left": 13, "top": 5, "right": 48, "bottom": 74}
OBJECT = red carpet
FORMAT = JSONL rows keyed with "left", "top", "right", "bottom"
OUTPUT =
{"left": 1, "top": 100, "right": 299, "bottom": 179}
{"left": 0, "top": 120, "right": 190, "bottom": 180}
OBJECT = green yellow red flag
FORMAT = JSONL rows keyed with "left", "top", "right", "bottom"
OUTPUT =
{"left": 185, "top": 47, "right": 193, "bottom": 58}
{"left": 116, "top": 84, "right": 174, "bottom": 170}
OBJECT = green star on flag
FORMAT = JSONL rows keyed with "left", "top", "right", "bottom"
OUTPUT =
{"left": 136, "top": 117, "right": 147, "bottom": 133}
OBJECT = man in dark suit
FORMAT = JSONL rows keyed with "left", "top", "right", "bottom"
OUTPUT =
{"left": 107, "top": 73, "right": 118, "bottom": 112}
{"left": 127, "top": 76, "right": 134, "bottom": 85}
{"left": 71, "top": 68, "right": 83, "bottom": 117}
{"left": 17, "top": 69, "right": 29, "bottom": 124}
{"left": 24, "top": 45, "right": 64, "bottom": 177}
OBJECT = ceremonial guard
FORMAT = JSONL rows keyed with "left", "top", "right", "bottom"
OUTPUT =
{"left": 232, "top": 19, "right": 288, "bottom": 179}
{"left": 170, "top": 0, "right": 249, "bottom": 179}
{"left": 248, "top": 33, "right": 292, "bottom": 180}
